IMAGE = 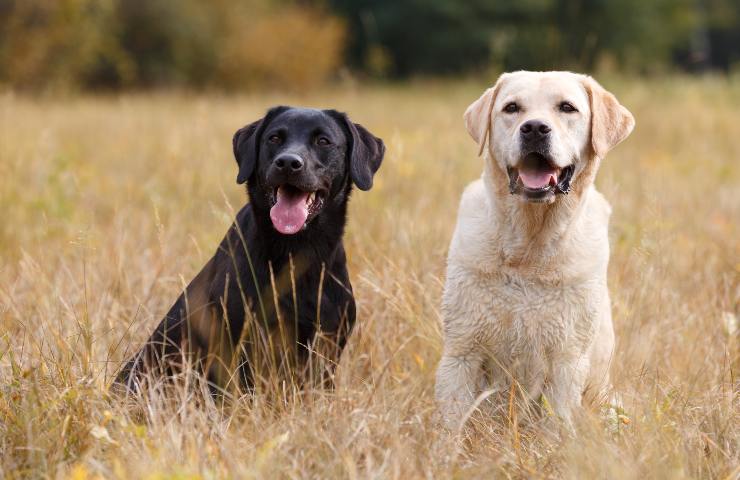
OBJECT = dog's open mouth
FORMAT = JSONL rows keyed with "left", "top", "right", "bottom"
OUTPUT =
{"left": 269, "top": 184, "right": 325, "bottom": 235}
{"left": 507, "top": 152, "right": 575, "bottom": 202}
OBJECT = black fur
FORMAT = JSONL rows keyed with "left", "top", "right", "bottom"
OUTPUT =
{"left": 113, "top": 106, "right": 384, "bottom": 393}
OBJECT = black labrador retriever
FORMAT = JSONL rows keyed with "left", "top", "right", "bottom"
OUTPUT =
{"left": 114, "top": 106, "right": 384, "bottom": 393}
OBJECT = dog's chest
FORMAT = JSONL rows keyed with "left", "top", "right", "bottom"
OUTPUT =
{"left": 476, "top": 272, "right": 602, "bottom": 360}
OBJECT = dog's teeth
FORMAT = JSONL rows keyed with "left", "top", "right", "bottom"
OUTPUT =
{"left": 308, "top": 192, "right": 315, "bottom": 204}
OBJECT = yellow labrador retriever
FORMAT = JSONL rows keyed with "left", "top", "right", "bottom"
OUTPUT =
{"left": 435, "top": 71, "right": 634, "bottom": 431}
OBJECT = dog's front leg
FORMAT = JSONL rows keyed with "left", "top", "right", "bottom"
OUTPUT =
{"left": 112, "top": 257, "right": 218, "bottom": 393}
{"left": 544, "top": 354, "right": 590, "bottom": 432}
{"left": 435, "top": 345, "right": 484, "bottom": 431}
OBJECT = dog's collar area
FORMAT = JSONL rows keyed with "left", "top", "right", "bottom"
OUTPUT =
{"left": 507, "top": 164, "right": 575, "bottom": 198}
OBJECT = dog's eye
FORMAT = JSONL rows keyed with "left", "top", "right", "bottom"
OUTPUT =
{"left": 316, "top": 137, "right": 332, "bottom": 146}
{"left": 268, "top": 134, "right": 281, "bottom": 144}
{"left": 503, "top": 102, "right": 519, "bottom": 114}
{"left": 559, "top": 102, "right": 578, "bottom": 113}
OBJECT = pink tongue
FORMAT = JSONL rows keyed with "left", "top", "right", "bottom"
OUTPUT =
{"left": 519, "top": 168, "right": 558, "bottom": 189}
{"left": 270, "top": 187, "right": 310, "bottom": 235}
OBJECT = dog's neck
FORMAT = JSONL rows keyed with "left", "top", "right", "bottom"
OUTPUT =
{"left": 482, "top": 158, "right": 596, "bottom": 269}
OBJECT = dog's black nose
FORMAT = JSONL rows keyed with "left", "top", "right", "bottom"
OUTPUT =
{"left": 520, "top": 120, "right": 551, "bottom": 139}
{"left": 274, "top": 153, "right": 304, "bottom": 172}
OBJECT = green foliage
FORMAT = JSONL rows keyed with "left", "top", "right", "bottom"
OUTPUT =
{"left": 114, "top": 0, "right": 219, "bottom": 88}
{"left": 331, "top": 0, "right": 737, "bottom": 76}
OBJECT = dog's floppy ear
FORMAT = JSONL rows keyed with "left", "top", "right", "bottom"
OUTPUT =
{"left": 582, "top": 76, "right": 635, "bottom": 159}
{"left": 233, "top": 106, "right": 290, "bottom": 184}
{"left": 464, "top": 74, "right": 507, "bottom": 157}
{"left": 328, "top": 111, "right": 385, "bottom": 191}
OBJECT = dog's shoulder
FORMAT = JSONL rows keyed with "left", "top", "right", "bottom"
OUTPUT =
{"left": 233, "top": 202, "right": 258, "bottom": 237}
{"left": 448, "top": 178, "right": 497, "bottom": 268}
{"left": 586, "top": 186, "right": 612, "bottom": 217}
{"left": 203, "top": 203, "right": 264, "bottom": 299}
{"left": 455, "top": 178, "right": 490, "bottom": 234}
{"left": 214, "top": 203, "right": 258, "bottom": 256}
{"left": 579, "top": 186, "right": 612, "bottom": 240}
{"left": 457, "top": 178, "right": 487, "bottom": 213}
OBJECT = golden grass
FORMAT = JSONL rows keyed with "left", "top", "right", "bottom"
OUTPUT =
{"left": 0, "top": 77, "right": 738, "bottom": 479}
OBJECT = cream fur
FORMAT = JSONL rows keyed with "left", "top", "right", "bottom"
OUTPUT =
{"left": 435, "top": 71, "right": 634, "bottom": 431}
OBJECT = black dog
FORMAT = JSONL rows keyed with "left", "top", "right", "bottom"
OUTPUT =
{"left": 114, "top": 106, "right": 384, "bottom": 393}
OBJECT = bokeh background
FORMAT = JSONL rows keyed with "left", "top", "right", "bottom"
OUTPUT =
{"left": 0, "top": 0, "right": 739, "bottom": 92}
{"left": 1, "top": 1, "right": 738, "bottom": 479}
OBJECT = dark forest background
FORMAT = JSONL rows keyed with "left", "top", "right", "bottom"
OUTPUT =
{"left": 0, "top": 0, "right": 738, "bottom": 91}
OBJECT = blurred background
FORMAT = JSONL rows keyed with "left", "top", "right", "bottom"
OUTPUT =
{"left": 0, "top": 0, "right": 738, "bottom": 92}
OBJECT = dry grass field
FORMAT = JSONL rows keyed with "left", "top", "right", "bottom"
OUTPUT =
{"left": 0, "top": 76, "right": 738, "bottom": 479}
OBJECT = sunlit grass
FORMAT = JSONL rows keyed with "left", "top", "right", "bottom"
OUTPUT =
{"left": 0, "top": 76, "right": 738, "bottom": 478}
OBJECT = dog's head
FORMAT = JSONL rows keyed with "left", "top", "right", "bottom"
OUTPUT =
{"left": 232, "top": 106, "right": 385, "bottom": 235}
{"left": 465, "top": 71, "right": 634, "bottom": 203}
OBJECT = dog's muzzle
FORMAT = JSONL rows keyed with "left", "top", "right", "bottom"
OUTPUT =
{"left": 507, "top": 152, "right": 575, "bottom": 202}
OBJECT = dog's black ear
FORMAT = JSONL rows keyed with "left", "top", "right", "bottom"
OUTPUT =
{"left": 233, "top": 106, "right": 290, "bottom": 184}
{"left": 328, "top": 111, "right": 385, "bottom": 191}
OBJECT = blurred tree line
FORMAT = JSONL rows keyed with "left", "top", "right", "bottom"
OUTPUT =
{"left": 0, "top": 0, "right": 345, "bottom": 90}
{"left": 331, "top": 0, "right": 740, "bottom": 76}
{"left": 0, "top": 0, "right": 737, "bottom": 91}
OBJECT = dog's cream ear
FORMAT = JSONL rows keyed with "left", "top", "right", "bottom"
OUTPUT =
{"left": 464, "top": 75, "right": 506, "bottom": 156}
{"left": 583, "top": 76, "right": 635, "bottom": 159}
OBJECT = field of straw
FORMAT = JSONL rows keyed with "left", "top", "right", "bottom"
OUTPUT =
{"left": 0, "top": 77, "right": 738, "bottom": 479}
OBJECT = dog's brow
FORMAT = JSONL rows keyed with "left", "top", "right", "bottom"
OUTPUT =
{"left": 265, "top": 127, "right": 287, "bottom": 136}
{"left": 312, "top": 127, "right": 336, "bottom": 139}
{"left": 499, "top": 95, "right": 521, "bottom": 107}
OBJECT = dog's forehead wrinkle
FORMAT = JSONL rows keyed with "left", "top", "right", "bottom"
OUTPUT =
{"left": 270, "top": 108, "right": 340, "bottom": 131}
{"left": 497, "top": 74, "right": 589, "bottom": 111}
{"left": 311, "top": 125, "right": 343, "bottom": 141}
